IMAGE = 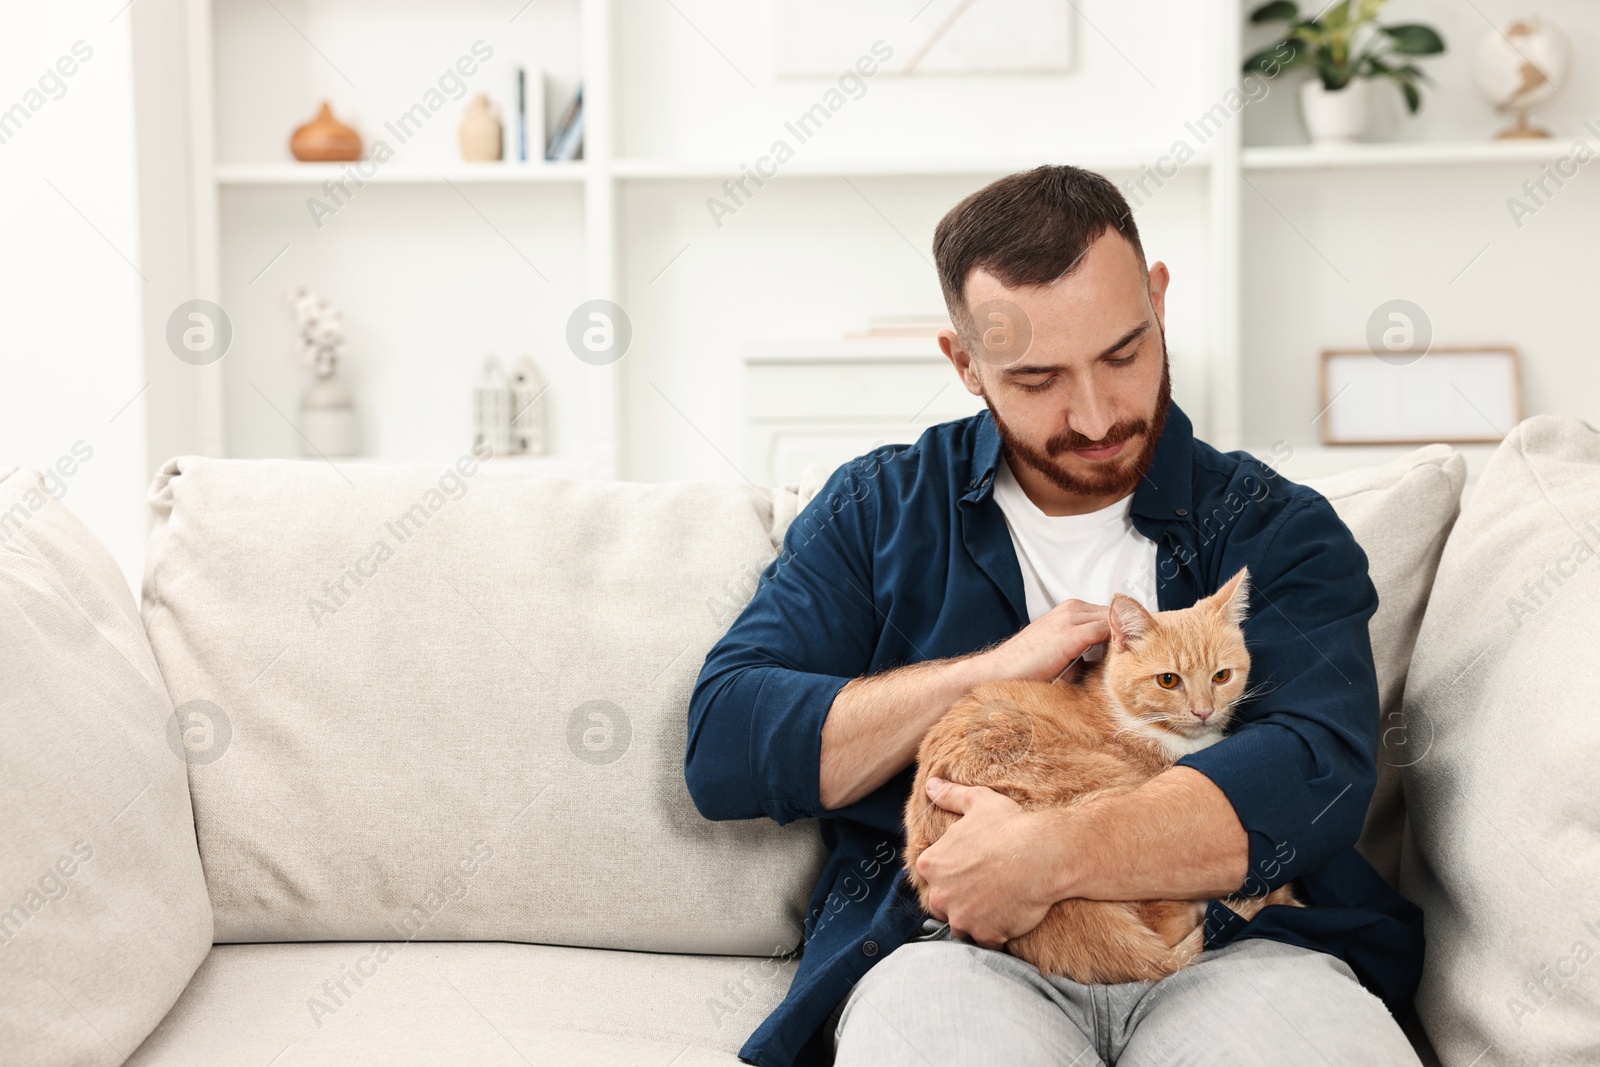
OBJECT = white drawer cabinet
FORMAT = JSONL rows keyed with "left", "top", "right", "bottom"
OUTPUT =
{"left": 743, "top": 340, "right": 986, "bottom": 486}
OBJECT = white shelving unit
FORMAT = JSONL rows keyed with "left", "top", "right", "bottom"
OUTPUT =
{"left": 1242, "top": 139, "right": 1591, "bottom": 170}
{"left": 215, "top": 163, "right": 591, "bottom": 184}
{"left": 158, "top": 0, "right": 1600, "bottom": 484}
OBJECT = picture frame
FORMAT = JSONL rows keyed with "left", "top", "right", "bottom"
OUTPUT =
{"left": 1317, "top": 346, "right": 1524, "bottom": 446}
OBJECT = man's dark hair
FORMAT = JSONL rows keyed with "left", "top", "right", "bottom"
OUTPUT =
{"left": 933, "top": 165, "right": 1145, "bottom": 340}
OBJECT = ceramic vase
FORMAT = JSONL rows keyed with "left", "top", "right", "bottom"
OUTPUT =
{"left": 299, "top": 375, "right": 360, "bottom": 457}
{"left": 459, "top": 94, "right": 504, "bottom": 162}
{"left": 291, "top": 102, "right": 363, "bottom": 162}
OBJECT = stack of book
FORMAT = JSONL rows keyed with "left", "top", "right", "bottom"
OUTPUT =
{"left": 841, "top": 313, "right": 949, "bottom": 340}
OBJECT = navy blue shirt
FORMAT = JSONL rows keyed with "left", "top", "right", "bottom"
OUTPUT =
{"left": 686, "top": 401, "right": 1424, "bottom": 1067}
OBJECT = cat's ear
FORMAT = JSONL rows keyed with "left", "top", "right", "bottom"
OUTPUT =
{"left": 1208, "top": 566, "right": 1252, "bottom": 628}
{"left": 1109, "top": 594, "right": 1154, "bottom": 651}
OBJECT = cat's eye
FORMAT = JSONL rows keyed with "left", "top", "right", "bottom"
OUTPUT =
{"left": 1212, "top": 669, "right": 1232, "bottom": 684}
{"left": 1156, "top": 673, "right": 1179, "bottom": 689}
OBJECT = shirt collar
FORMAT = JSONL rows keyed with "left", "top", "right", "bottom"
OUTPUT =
{"left": 963, "top": 401, "right": 1195, "bottom": 523}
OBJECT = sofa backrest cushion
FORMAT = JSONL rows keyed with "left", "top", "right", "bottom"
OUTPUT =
{"left": 141, "top": 454, "right": 828, "bottom": 956}
{"left": 1399, "top": 416, "right": 1600, "bottom": 1063}
{"left": 1301, "top": 444, "right": 1467, "bottom": 888}
{"left": 0, "top": 466, "right": 213, "bottom": 1067}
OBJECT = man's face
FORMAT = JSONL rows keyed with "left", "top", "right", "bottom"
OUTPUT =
{"left": 940, "top": 230, "right": 1172, "bottom": 501}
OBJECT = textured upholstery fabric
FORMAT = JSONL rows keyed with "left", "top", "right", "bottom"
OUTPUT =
{"left": 123, "top": 940, "right": 795, "bottom": 1066}
{"left": 1400, "top": 417, "right": 1600, "bottom": 1066}
{"left": 1301, "top": 445, "right": 1467, "bottom": 889}
{"left": 141, "top": 455, "right": 828, "bottom": 954}
{"left": 0, "top": 466, "right": 213, "bottom": 1067}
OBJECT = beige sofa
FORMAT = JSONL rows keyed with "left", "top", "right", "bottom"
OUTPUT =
{"left": 3, "top": 416, "right": 1596, "bottom": 1066}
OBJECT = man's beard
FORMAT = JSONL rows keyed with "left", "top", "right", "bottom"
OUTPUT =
{"left": 985, "top": 346, "right": 1172, "bottom": 500}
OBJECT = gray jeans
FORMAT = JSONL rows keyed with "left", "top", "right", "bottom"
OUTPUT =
{"left": 829, "top": 920, "right": 1423, "bottom": 1066}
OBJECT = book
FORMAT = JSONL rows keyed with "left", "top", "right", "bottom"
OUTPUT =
{"left": 516, "top": 68, "right": 527, "bottom": 162}
{"left": 544, "top": 85, "right": 584, "bottom": 162}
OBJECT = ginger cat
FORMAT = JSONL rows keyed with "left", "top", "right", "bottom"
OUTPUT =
{"left": 903, "top": 566, "right": 1302, "bottom": 984}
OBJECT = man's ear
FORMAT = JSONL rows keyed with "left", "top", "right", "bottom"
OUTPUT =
{"left": 1109, "top": 594, "right": 1153, "bottom": 651}
{"left": 1147, "top": 259, "right": 1170, "bottom": 326}
{"left": 938, "top": 326, "right": 985, "bottom": 398}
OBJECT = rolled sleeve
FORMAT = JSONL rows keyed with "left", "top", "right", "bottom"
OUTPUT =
{"left": 685, "top": 458, "right": 882, "bottom": 826}
{"left": 1175, "top": 494, "right": 1381, "bottom": 895}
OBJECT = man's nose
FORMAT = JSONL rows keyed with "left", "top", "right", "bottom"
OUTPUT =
{"left": 1067, "top": 387, "right": 1113, "bottom": 442}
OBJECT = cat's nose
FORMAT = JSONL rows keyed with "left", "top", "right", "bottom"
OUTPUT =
{"left": 1192, "top": 708, "right": 1213, "bottom": 723}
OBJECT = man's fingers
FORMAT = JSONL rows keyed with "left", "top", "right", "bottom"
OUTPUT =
{"left": 925, "top": 776, "right": 968, "bottom": 813}
{"left": 950, "top": 922, "right": 1005, "bottom": 950}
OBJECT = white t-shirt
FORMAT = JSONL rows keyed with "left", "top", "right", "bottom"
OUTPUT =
{"left": 990, "top": 454, "right": 1160, "bottom": 653}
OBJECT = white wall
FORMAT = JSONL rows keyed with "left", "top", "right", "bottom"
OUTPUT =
{"left": 0, "top": 3, "right": 149, "bottom": 592}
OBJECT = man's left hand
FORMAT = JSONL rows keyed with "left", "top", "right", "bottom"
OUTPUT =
{"left": 913, "top": 776, "right": 1066, "bottom": 949}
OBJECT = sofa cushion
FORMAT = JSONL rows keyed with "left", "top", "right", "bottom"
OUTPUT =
{"left": 141, "top": 454, "right": 827, "bottom": 955}
{"left": 1300, "top": 445, "right": 1467, "bottom": 888}
{"left": 123, "top": 940, "right": 796, "bottom": 1066}
{"left": 1400, "top": 416, "right": 1600, "bottom": 1065}
{"left": 0, "top": 466, "right": 213, "bottom": 1067}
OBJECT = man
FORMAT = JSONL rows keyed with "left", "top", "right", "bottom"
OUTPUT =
{"left": 685, "top": 165, "right": 1424, "bottom": 1066}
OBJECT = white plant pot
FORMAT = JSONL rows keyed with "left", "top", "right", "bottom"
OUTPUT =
{"left": 1300, "top": 78, "right": 1370, "bottom": 145}
{"left": 299, "top": 376, "right": 360, "bottom": 457}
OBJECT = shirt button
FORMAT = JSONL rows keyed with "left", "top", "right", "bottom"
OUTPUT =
{"left": 861, "top": 940, "right": 878, "bottom": 957}
{"left": 1175, "top": 508, "right": 1188, "bottom": 517}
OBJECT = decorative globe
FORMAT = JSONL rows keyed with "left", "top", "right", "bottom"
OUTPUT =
{"left": 1472, "top": 16, "right": 1568, "bottom": 137}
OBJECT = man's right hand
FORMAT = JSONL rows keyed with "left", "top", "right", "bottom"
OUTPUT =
{"left": 817, "top": 599, "right": 1110, "bottom": 811}
{"left": 978, "top": 599, "right": 1111, "bottom": 683}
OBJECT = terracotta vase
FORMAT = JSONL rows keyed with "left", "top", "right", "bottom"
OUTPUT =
{"left": 459, "top": 94, "right": 503, "bottom": 162}
{"left": 290, "top": 102, "right": 362, "bottom": 162}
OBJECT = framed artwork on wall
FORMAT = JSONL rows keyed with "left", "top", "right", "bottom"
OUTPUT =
{"left": 774, "top": 0, "right": 1074, "bottom": 77}
{"left": 1318, "top": 346, "right": 1524, "bottom": 446}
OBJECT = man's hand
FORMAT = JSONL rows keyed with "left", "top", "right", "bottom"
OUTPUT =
{"left": 913, "top": 776, "right": 1064, "bottom": 949}
{"left": 983, "top": 598, "right": 1110, "bottom": 682}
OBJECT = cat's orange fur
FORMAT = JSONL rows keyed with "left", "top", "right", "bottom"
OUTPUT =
{"left": 903, "top": 566, "right": 1302, "bottom": 984}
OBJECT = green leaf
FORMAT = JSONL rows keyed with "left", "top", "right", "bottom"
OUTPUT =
{"left": 1248, "top": 0, "right": 1299, "bottom": 23}
{"left": 1384, "top": 24, "right": 1445, "bottom": 54}
{"left": 1322, "top": 0, "right": 1354, "bottom": 31}
{"left": 1242, "top": 39, "right": 1304, "bottom": 77}
{"left": 1400, "top": 77, "right": 1421, "bottom": 113}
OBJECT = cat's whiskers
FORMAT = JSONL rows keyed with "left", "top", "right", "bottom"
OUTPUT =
{"left": 1108, "top": 709, "right": 1167, "bottom": 741}
{"left": 1237, "top": 678, "right": 1276, "bottom": 703}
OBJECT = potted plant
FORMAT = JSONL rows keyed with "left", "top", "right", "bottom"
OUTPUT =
{"left": 1244, "top": 0, "right": 1445, "bottom": 145}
